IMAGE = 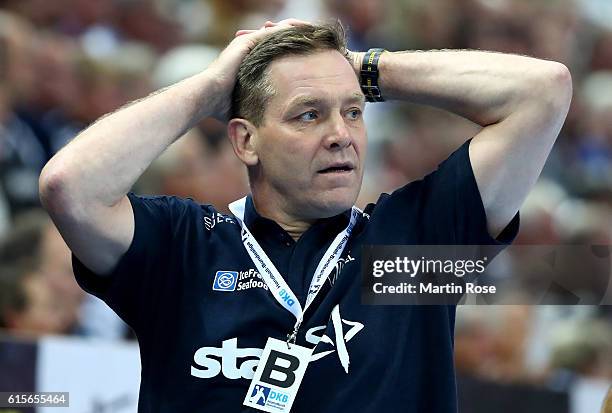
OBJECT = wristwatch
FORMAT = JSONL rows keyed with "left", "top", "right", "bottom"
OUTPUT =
{"left": 360, "top": 48, "right": 386, "bottom": 102}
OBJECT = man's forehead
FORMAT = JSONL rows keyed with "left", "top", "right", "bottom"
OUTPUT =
{"left": 266, "top": 50, "right": 363, "bottom": 106}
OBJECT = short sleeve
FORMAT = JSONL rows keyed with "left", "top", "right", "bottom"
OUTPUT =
{"left": 369, "top": 139, "right": 519, "bottom": 245}
{"left": 71, "top": 192, "right": 195, "bottom": 331}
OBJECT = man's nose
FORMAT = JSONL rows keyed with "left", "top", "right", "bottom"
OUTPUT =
{"left": 323, "top": 113, "right": 352, "bottom": 150}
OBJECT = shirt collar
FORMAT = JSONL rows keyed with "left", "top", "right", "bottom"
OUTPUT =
{"left": 243, "top": 195, "right": 352, "bottom": 240}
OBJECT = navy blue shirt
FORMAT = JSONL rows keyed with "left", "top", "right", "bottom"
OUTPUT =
{"left": 73, "top": 140, "right": 519, "bottom": 412}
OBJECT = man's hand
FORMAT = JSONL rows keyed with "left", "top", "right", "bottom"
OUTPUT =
{"left": 207, "top": 18, "right": 310, "bottom": 120}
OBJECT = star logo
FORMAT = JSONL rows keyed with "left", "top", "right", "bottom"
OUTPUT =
{"left": 306, "top": 305, "right": 364, "bottom": 373}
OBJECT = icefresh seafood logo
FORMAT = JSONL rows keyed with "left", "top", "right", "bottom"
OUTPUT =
{"left": 212, "top": 271, "right": 238, "bottom": 291}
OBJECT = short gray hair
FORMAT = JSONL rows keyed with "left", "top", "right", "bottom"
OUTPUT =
{"left": 231, "top": 21, "right": 348, "bottom": 126}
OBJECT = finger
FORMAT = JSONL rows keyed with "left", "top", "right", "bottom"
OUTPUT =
{"left": 235, "top": 29, "right": 256, "bottom": 36}
{"left": 275, "top": 18, "right": 311, "bottom": 26}
{"left": 238, "top": 18, "right": 308, "bottom": 34}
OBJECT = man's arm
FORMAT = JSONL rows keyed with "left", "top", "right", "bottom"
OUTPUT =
{"left": 354, "top": 50, "right": 572, "bottom": 237}
{"left": 39, "top": 21, "right": 302, "bottom": 276}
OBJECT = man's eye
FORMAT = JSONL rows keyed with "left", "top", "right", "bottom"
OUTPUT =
{"left": 346, "top": 109, "right": 362, "bottom": 120}
{"left": 298, "top": 111, "right": 318, "bottom": 121}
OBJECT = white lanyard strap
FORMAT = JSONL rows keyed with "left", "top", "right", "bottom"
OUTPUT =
{"left": 228, "top": 197, "right": 360, "bottom": 340}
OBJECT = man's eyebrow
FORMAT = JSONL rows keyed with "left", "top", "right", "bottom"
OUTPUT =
{"left": 347, "top": 93, "right": 366, "bottom": 106}
{"left": 285, "top": 95, "right": 326, "bottom": 111}
{"left": 286, "top": 93, "right": 366, "bottom": 110}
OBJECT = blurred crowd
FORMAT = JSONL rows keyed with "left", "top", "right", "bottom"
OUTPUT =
{"left": 0, "top": 0, "right": 611, "bottom": 409}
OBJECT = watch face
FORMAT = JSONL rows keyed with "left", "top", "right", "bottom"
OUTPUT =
{"left": 362, "top": 86, "right": 384, "bottom": 102}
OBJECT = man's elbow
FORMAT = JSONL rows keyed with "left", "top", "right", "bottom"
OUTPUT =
{"left": 39, "top": 160, "right": 75, "bottom": 217}
{"left": 541, "top": 61, "right": 573, "bottom": 111}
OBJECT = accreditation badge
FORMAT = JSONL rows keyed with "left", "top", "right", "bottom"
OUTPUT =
{"left": 243, "top": 338, "right": 313, "bottom": 413}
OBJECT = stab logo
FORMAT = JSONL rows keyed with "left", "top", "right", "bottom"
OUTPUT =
{"left": 191, "top": 338, "right": 262, "bottom": 379}
{"left": 212, "top": 271, "right": 238, "bottom": 291}
{"left": 191, "top": 306, "right": 364, "bottom": 380}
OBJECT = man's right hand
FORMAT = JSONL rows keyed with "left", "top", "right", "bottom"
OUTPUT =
{"left": 207, "top": 18, "right": 310, "bottom": 120}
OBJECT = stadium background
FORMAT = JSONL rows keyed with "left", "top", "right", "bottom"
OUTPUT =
{"left": 0, "top": 0, "right": 611, "bottom": 411}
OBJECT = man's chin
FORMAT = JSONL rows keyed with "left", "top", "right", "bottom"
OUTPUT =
{"left": 305, "top": 191, "right": 358, "bottom": 219}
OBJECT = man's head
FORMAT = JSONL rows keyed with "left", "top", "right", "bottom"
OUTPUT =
{"left": 228, "top": 22, "right": 367, "bottom": 221}
{"left": 0, "top": 263, "right": 70, "bottom": 335}
{"left": 0, "top": 209, "right": 83, "bottom": 334}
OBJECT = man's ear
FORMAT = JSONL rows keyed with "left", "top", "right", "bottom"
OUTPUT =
{"left": 227, "top": 118, "right": 259, "bottom": 166}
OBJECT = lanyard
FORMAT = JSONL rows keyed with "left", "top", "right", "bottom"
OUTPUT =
{"left": 228, "top": 197, "right": 360, "bottom": 343}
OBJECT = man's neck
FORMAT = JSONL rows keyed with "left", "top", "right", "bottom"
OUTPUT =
{"left": 251, "top": 194, "right": 315, "bottom": 241}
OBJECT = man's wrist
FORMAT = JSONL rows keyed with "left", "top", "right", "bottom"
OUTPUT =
{"left": 348, "top": 51, "right": 365, "bottom": 77}
{"left": 192, "top": 70, "right": 232, "bottom": 121}
{"left": 360, "top": 48, "right": 386, "bottom": 102}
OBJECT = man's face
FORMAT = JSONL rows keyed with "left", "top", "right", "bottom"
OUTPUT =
{"left": 253, "top": 50, "right": 367, "bottom": 219}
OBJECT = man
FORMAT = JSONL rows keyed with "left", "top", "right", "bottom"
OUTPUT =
{"left": 0, "top": 210, "right": 81, "bottom": 336}
{"left": 39, "top": 19, "right": 571, "bottom": 413}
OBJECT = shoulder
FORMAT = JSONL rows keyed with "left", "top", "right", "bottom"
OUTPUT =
{"left": 127, "top": 193, "right": 239, "bottom": 236}
{"left": 358, "top": 140, "right": 496, "bottom": 243}
{"left": 128, "top": 192, "right": 219, "bottom": 219}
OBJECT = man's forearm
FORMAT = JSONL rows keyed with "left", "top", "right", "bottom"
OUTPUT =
{"left": 351, "top": 48, "right": 571, "bottom": 237}
{"left": 40, "top": 70, "right": 223, "bottom": 209}
{"left": 368, "top": 49, "right": 568, "bottom": 127}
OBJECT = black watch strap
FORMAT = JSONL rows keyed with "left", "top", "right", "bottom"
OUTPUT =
{"left": 360, "top": 48, "right": 386, "bottom": 102}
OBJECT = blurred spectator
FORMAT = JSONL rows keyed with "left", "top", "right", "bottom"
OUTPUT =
{"left": 547, "top": 318, "right": 612, "bottom": 413}
{"left": 0, "top": 210, "right": 82, "bottom": 333}
{"left": 138, "top": 126, "right": 249, "bottom": 213}
{"left": 177, "top": 0, "right": 288, "bottom": 47}
{"left": 76, "top": 40, "right": 157, "bottom": 123}
{"left": 114, "top": 0, "right": 182, "bottom": 52}
{"left": 20, "top": 32, "right": 83, "bottom": 157}
{"left": 0, "top": 209, "right": 128, "bottom": 339}
{"left": 325, "top": 0, "right": 389, "bottom": 50}
{"left": 0, "top": 261, "right": 71, "bottom": 336}
{"left": 455, "top": 306, "right": 531, "bottom": 383}
{"left": 548, "top": 319, "right": 612, "bottom": 381}
{"left": 0, "top": 12, "right": 46, "bottom": 223}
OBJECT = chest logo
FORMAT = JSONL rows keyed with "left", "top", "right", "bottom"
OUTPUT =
{"left": 212, "top": 269, "right": 269, "bottom": 293}
{"left": 212, "top": 271, "right": 238, "bottom": 291}
{"left": 204, "top": 212, "right": 236, "bottom": 231}
{"left": 306, "top": 305, "right": 364, "bottom": 373}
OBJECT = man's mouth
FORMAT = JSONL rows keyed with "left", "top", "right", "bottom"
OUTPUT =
{"left": 317, "top": 162, "right": 355, "bottom": 174}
